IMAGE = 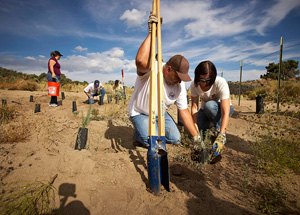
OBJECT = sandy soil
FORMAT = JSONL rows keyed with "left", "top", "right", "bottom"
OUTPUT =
{"left": 0, "top": 89, "right": 299, "bottom": 215}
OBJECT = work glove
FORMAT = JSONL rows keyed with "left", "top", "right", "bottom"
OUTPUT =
{"left": 192, "top": 135, "right": 205, "bottom": 149}
{"left": 148, "top": 14, "right": 158, "bottom": 33}
{"left": 212, "top": 133, "right": 226, "bottom": 154}
{"left": 191, "top": 135, "right": 209, "bottom": 164}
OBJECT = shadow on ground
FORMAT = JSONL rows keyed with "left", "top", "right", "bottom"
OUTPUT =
{"left": 170, "top": 163, "right": 256, "bottom": 215}
{"left": 104, "top": 120, "right": 135, "bottom": 151}
{"left": 104, "top": 120, "right": 149, "bottom": 188}
{"left": 52, "top": 183, "right": 90, "bottom": 215}
{"left": 226, "top": 133, "right": 254, "bottom": 155}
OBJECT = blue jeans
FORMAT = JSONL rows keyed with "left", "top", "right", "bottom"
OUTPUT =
{"left": 130, "top": 112, "right": 181, "bottom": 147}
{"left": 99, "top": 88, "right": 106, "bottom": 104}
{"left": 197, "top": 100, "right": 234, "bottom": 132}
{"left": 89, "top": 88, "right": 106, "bottom": 104}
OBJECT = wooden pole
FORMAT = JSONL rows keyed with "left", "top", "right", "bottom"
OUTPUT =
{"left": 238, "top": 60, "right": 243, "bottom": 106}
{"left": 156, "top": 0, "right": 165, "bottom": 137}
{"left": 147, "top": 0, "right": 169, "bottom": 195}
{"left": 149, "top": 0, "right": 157, "bottom": 137}
{"left": 277, "top": 36, "right": 283, "bottom": 113}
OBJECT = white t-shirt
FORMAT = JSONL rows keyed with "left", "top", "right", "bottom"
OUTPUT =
{"left": 84, "top": 82, "right": 103, "bottom": 94}
{"left": 190, "top": 76, "right": 231, "bottom": 109}
{"left": 128, "top": 70, "right": 188, "bottom": 117}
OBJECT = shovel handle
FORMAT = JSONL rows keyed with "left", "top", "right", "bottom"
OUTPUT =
{"left": 156, "top": 0, "right": 165, "bottom": 137}
{"left": 149, "top": 0, "right": 157, "bottom": 136}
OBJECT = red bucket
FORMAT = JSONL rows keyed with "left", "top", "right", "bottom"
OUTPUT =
{"left": 48, "top": 82, "right": 60, "bottom": 96}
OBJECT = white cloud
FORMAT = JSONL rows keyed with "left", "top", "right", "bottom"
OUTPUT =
{"left": 120, "top": 8, "right": 146, "bottom": 27}
{"left": 60, "top": 47, "right": 136, "bottom": 84}
{"left": 25, "top": 56, "right": 36, "bottom": 60}
{"left": 256, "top": 0, "right": 300, "bottom": 34}
{"left": 159, "top": 1, "right": 255, "bottom": 40}
{"left": 74, "top": 46, "right": 88, "bottom": 52}
{"left": 103, "top": 47, "right": 124, "bottom": 58}
{"left": 0, "top": 47, "right": 137, "bottom": 85}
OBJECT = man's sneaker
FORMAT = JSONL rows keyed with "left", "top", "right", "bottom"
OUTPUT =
{"left": 49, "top": 103, "right": 58, "bottom": 107}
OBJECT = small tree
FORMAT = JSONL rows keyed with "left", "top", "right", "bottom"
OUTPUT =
{"left": 261, "top": 60, "right": 299, "bottom": 80}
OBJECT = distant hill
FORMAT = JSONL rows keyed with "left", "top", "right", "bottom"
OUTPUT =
{"left": 0, "top": 67, "right": 87, "bottom": 85}
{"left": 0, "top": 67, "right": 88, "bottom": 92}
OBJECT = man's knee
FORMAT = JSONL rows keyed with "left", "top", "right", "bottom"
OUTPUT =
{"left": 166, "top": 128, "right": 181, "bottom": 144}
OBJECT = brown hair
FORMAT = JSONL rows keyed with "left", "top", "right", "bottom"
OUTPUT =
{"left": 194, "top": 60, "right": 217, "bottom": 86}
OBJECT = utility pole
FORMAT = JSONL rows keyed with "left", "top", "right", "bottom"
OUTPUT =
{"left": 277, "top": 36, "right": 283, "bottom": 112}
{"left": 238, "top": 60, "right": 243, "bottom": 106}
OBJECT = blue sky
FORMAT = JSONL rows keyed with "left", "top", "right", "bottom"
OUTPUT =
{"left": 1, "top": 0, "right": 300, "bottom": 86}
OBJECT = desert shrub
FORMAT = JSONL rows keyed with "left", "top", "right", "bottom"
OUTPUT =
{"left": 246, "top": 88, "right": 267, "bottom": 100}
{"left": 252, "top": 135, "right": 300, "bottom": 175}
{"left": 0, "top": 106, "right": 15, "bottom": 125}
{"left": 61, "top": 83, "right": 85, "bottom": 92}
{"left": 103, "top": 100, "right": 128, "bottom": 118}
{"left": 7, "top": 80, "right": 38, "bottom": 91}
{"left": 90, "top": 108, "right": 104, "bottom": 121}
{"left": 0, "top": 122, "right": 29, "bottom": 143}
{"left": 230, "top": 79, "right": 300, "bottom": 104}
{"left": 280, "top": 81, "right": 300, "bottom": 104}
{"left": 22, "top": 81, "right": 38, "bottom": 91}
{"left": 0, "top": 175, "right": 57, "bottom": 215}
{"left": 0, "top": 106, "right": 29, "bottom": 143}
{"left": 255, "top": 182, "right": 287, "bottom": 215}
{"left": 81, "top": 105, "right": 92, "bottom": 128}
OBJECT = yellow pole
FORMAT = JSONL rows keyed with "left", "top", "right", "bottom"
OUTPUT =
{"left": 149, "top": 0, "right": 157, "bottom": 136}
{"left": 156, "top": 0, "right": 165, "bottom": 137}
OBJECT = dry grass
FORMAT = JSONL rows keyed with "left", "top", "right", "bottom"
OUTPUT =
{"left": 0, "top": 174, "right": 57, "bottom": 215}
{"left": 0, "top": 105, "right": 15, "bottom": 125}
{"left": 0, "top": 106, "right": 29, "bottom": 144}
{"left": 252, "top": 135, "right": 300, "bottom": 176}
{"left": 255, "top": 181, "right": 287, "bottom": 214}
{"left": 0, "top": 121, "right": 29, "bottom": 144}
{"left": 0, "top": 79, "right": 41, "bottom": 91}
{"left": 244, "top": 79, "right": 300, "bottom": 104}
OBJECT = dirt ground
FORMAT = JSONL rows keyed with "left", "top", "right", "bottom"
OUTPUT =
{"left": 0, "top": 89, "right": 299, "bottom": 215}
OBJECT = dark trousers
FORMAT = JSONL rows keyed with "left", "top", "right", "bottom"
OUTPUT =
{"left": 47, "top": 72, "right": 60, "bottom": 105}
{"left": 50, "top": 96, "right": 58, "bottom": 104}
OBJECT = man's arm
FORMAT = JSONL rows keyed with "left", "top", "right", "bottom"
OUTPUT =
{"left": 84, "top": 85, "right": 91, "bottom": 98}
{"left": 178, "top": 108, "right": 199, "bottom": 137}
{"left": 135, "top": 33, "right": 151, "bottom": 75}
{"left": 84, "top": 91, "right": 90, "bottom": 99}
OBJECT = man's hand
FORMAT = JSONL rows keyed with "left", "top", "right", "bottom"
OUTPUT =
{"left": 148, "top": 14, "right": 158, "bottom": 33}
{"left": 213, "top": 133, "right": 226, "bottom": 153}
{"left": 192, "top": 135, "right": 206, "bottom": 149}
{"left": 191, "top": 135, "right": 209, "bottom": 164}
{"left": 192, "top": 135, "right": 202, "bottom": 144}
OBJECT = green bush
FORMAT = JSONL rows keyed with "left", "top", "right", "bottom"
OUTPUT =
{"left": 252, "top": 135, "right": 300, "bottom": 175}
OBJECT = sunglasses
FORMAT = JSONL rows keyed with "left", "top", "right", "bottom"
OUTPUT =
{"left": 197, "top": 78, "right": 211, "bottom": 85}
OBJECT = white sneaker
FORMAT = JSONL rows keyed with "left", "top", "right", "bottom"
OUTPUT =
{"left": 49, "top": 103, "right": 58, "bottom": 107}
